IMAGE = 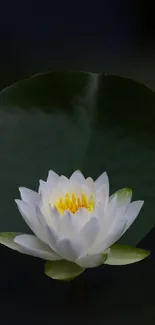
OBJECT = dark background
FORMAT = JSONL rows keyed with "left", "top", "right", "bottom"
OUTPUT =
{"left": 1, "top": 1, "right": 155, "bottom": 324}
{"left": 1, "top": 1, "right": 155, "bottom": 91}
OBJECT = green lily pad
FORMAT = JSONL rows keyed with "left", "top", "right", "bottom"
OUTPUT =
{"left": 104, "top": 244, "right": 150, "bottom": 265}
{"left": 45, "top": 260, "right": 85, "bottom": 281}
{"left": 0, "top": 71, "right": 155, "bottom": 245}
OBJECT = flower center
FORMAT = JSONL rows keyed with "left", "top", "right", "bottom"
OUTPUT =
{"left": 54, "top": 192, "right": 95, "bottom": 214}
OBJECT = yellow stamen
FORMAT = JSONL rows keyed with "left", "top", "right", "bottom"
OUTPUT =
{"left": 53, "top": 192, "right": 95, "bottom": 214}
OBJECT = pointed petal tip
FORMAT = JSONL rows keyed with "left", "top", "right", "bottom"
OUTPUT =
{"left": 18, "top": 187, "right": 25, "bottom": 198}
{"left": 138, "top": 200, "right": 144, "bottom": 211}
{"left": 70, "top": 170, "right": 85, "bottom": 183}
{"left": 47, "top": 169, "right": 59, "bottom": 177}
{"left": 126, "top": 187, "right": 132, "bottom": 194}
{"left": 15, "top": 198, "right": 21, "bottom": 205}
{"left": 46, "top": 170, "right": 59, "bottom": 184}
{"left": 118, "top": 187, "right": 132, "bottom": 197}
{"left": 133, "top": 199, "right": 144, "bottom": 211}
{"left": 13, "top": 234, "right": 21, "bottom": 244}
{"left": 70, "top": 169, "right": 84, "bottom": 176}
{"left": 16, "top": 186, "right": 22, "bottom": 196}
{"left": 19, "top": 186, "right": 26, "bottom": 191}
{"left": 15, "top": 199, "right": 26, "bottom": 208}
{"left": 95, "top": 171, "right": 109, "bottom": 189}
{"left": 97, "top": 171, "right": 108, "bottom": 178}
{"left": 18, "top": 186, "right": 29, "bottom": 194}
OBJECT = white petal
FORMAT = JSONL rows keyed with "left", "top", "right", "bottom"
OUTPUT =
{"left": 36, "top": 205, "right": 61, "bottom": 249}
{"left": 19, "top": 187, "right": 39, "bottom": 204}
{"left": 60, "top": 210, "right": 83, "bottom": 237}
{"left": 46, "top": 170, "right": 59, "bottom": 185}
{"left": 45, "top": 225, "right": 59, "bottom": 251}
{"left": 76, "top": 253, "right": 103, "bottom": 268}
{"left": 57, "top": 175, "right": 69, "bottom": 185}
{"left": 82, "top": 177, "right": 96, "bottom": 198}
{"left": 74, "top": 208, "right": 91, "bottom": 226}
{"left": 96, "top": 184, "right": 108, "bottom": 204}
{"left": 35, "top": 205, "right": 53, "bottom": 244}
{"left": 35, "top": 204, "right": 47, "bottom": 227}
{"left": 85, "top": 177, "right": 94, "bottom": 189}
{"left": 102, "top": 194, "right": 118, "bottom": 230}
{"left": 80, "top": 217, "right": 100, "bottom": 248}
{"left": 49, "top": 187, "right": 65, "bottom": 204}
{"left": 65, "top": 181, "right": 82, "bottom": 197}
{"left": 101, "top": 189, "right": 132, "bottom": 236}
{"left": 103, "top": 218, "right": 127, "bottom": 250}
{"left": 95, "top": 184, "right": 109, "bottom": 215}
{"left": 80, "top": 184, "right": 93, "bottom": 197}
{"left": 95, "top": 172, "right": 109, "bottom": 192}
{"left": 38, "top": 180, "right": 53, "bottom": 211}
{"left": 56, "top": 238, "right": 84, "bottom": 262}
{"left": 70, "top": 170, "right": 85, "bottom": 183}
{"left": 93, "top": 216, "right": 127, "bottom": 254}
{"left": 49, "top": 206, "right": 62, "bottom": 232}
{"left": 15, "top": 199, "right": 45, "bottom": 242}
{"left": 123, "top": 201, "right": 144, "bottom": 234}
{"left": 51, "top": 176, "right": 69, "bottom": 194}
{"left": 88, "top": 194, "right": 118, "bottom": 252}
{"left": 56, "top": 209, "right": 91, "bottom": 241}
{"left": 40, "top": 170, "right": 59, "bottom": 204}
{"left": 14, "top": 235, "right": 61, "bottom": 261}
{"left": 38, "top": 180, "right": 47, "bottom": 195}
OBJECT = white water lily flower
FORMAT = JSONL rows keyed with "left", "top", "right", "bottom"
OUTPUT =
{"left": 12, "top": 170, "right": 144, "bottom": 268}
